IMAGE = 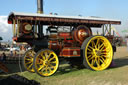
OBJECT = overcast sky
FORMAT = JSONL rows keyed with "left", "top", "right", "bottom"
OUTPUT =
{"left": 0, "top": 0, "right": 128, "bottom": 41}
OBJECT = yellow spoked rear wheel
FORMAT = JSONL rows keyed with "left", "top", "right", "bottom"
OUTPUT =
{"left": 33, "top": 49, "right": 59, "bottom": 77}
{"left": 23, "top": 49, "right": 36, "bottom": 73}
{"left": 82, "top": 36, "right": 113, "bottom": 71}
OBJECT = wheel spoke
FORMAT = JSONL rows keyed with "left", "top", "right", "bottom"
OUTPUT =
{"left": 103, "top": 55, "right": 110, "bottom": 58}
{"left": 25, "top": 58, "right": 32, "bottom": 61}
{"left": 49, "top": 57, "right": 55, "bottom": 62}
{"left": 87, "top": 48, "right": 92, "bottom": 51}
{"left": 91, "top": 58, "right": 96, "bottom": 65}
{"left": 45, "top": 66, "right": 48, "bottom": 73}
{"left": 100, "top": 56, "right": 105, "bottom": 62}
{"left": 48, "top": 67, "right": 52, "bottom": 72}
{"left": 98, "top": 43, "right": 104, "bottom": 49}
{"left": 88, "top": 55, "right": 95, "bottom": 61}
{"left": 47, "top": 53, "right": 52, "bottom": 60}
{"left": 87, "top": 55, "right": 92, "bottom": 59}
{"left": 100, "top": 58, "right": 105, "bottom": 64}
{"left": 28, "top": 63, "right": 33, "bottom": 69}
{"left": 40, "top": 59, "right": 44, "bottom": 62}
{"left": 101, "top": 49, "right": 109, "bottom": 52}
{"left": 41, "top": 53, "right": 46, "bottom": 60}
{"left": 88, "top": 46, "right": 94, "bottom": 50}
{"left": 38, "top": 65, "right": 45, "bottom": 71}
{"left": 98, "top": 57, "right": 100, "bottom": 65}
{"left": 26, "top": 54, "right": 33, "bottom": 58}
{"left": 49, "top": 63, "right": 56, "bottom": 68}
{"left": 26, "top": 52, "right": 33, "bottom": 57}
{"left": 45, "top": 51, "right": 49, "bottom": 58}
{"left": 96, "top": 38, "right": 100, "bottom": 48}
{"left": 102, "top": 46, "right": 110, "bottom": 51}
{"left": 87, "top": 52, "right": 93, "bottom": 55}
{"left": 96, "top": 58, "right": 100, "bottom": 67}
{"left": 40, "top": 67, "right": 45, "bottom": 72}
{"left": 100, "top": 45, "right": 105, "bottom": 50}
{"left": 91, "top": 40, "right": 96, "bottom": 48}
{"left": 49, "top": 64, "right": 56, "bottom": 68}
{"left": 91, "top": 59, "right": 94, "bottom": 65}
{"left": 31, "top": 53, "right": 35, "bottom": 57}
{"left": 25, "top": 61, "right": 32, "bottom": 64}
{"left": 50, "top": 61, "right": 56, "bottom": 64}
{"left": 101, "top": 52, "right": 108, "bottom": 55}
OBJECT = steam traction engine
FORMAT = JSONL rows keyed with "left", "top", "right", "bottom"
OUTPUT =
{"left": 8, "top": 12, "right": 121, "bottom": 77}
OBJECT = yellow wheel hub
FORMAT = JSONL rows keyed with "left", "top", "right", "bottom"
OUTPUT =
{"left": 34, "top": 49, "right": 59, "bottom": 77}
{"left": 83, "top": 36, "right": 113, "bottom": 71}
{"left": 23, "top": 49, "right": 36, "bottom": 73}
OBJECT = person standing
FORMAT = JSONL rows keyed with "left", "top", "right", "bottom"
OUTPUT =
{"left": 10, "top": 46, "right": 13, "bottom": 56}
{"left": 2, "top": 52, "right": 6, "bottom": 62}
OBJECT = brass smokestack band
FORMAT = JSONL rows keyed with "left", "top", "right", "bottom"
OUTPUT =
{"left": 37, "top": 0, "right": 43, "bottom": 14}
{"left": 37, "top": 11, "right": 43, "bottom": 14}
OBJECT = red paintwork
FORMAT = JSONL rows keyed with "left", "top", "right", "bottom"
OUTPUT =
{"left": 59, "top": 47, "right": 80, "bottom": 57}
{"left": 73, "top": 25, "right": 92, "bottom": 45}
{"left": 58, "top": 32, "right": 70, "bottom": 37}
{"left": 8, "top": 21, "right": 12, "bottom": 24}
{"left": 13, "top": 37, "right": 18, "bottom": 41}
{"left": 58, "top": 32, "right": 74, "bottom": 46}
{"left": 12, "top": 24, "right": 92, "bottom": 58}
{"left": 58, "top": 32, "right": 72, "bottom": 40}
{"left": 48, "top": 41, "right": 60, "bottom": 50}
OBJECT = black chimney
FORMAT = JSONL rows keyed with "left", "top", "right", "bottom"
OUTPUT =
{"left": 37, "top": 0, "right": 43, "bottom": 14}
{"left": 37, "top": 0, "right": 43, "bottom": 38}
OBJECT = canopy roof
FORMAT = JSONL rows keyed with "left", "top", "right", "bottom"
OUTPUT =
{"left": 8, "top": 12, "right": 121, "bottom": 27}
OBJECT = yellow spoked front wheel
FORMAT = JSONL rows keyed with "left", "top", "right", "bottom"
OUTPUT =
{"left": 82, "top": 36, "right": 113, "bottom": 71}
{"left": 33, "top": 49, "right": 59, "bottom": 77}
{"left": 23, "top": 49, "right": 36, "bottom": 73}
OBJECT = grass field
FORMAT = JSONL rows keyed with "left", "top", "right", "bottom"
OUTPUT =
{"left": 0, "top": 47, "right": 128, "bottom": 85}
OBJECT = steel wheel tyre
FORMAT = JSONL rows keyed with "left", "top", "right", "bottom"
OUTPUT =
{"left": 23, "top": 49, "right": 36, "bottom": 73}
{"left": 82, "top": 36, "right": 113, "bottom": 71}
{"left": 33, "top": 49, "right": 59, "bottom": 77}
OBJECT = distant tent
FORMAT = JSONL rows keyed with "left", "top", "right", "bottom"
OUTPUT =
{"left": 0, "top": 37, "right": 3, "bottom": 40}
{"left": 121, "top": 30, "right": 128, "bottom": 33}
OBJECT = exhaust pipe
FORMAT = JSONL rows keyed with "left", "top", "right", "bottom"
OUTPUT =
{"left": 37, "top": 0, "right": 43, "bottom": 14}
{"left": 37, "top": 0, "right": 43, "bottom": 38}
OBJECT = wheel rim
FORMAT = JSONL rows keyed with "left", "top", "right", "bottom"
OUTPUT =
{"left": 85, "top": 36, "right": 113, "bottom": 71}
{"left": 34, "top": 49, "right": 59, "bottom": 77}
{"left": 24, "top": 50, "right": 35, "bottom": 72}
